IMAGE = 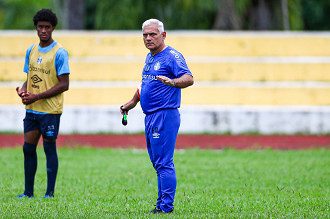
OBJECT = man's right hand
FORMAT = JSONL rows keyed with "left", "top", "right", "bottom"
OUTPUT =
{"left": 16, "top": 87, "right": 26, "bottom": 98}
{"left": 120, "top": 105, "right": 129, "bottom": 115}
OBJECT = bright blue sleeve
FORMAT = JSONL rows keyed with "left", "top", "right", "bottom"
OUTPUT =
{"left": 23, "top": 44, "right": 34, "bottom": 74}
{"left": 168, "top": 50, "right": 192, "bottom": 78}
{"left": 55, "top": 48, "right": 70, "bottom": 76}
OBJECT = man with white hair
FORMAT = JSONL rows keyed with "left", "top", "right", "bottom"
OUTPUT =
{"left": 120, "top": 18, "right": 194, "bottom": 213}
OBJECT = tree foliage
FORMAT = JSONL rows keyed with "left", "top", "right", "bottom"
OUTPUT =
{"left": 301, "top": 0, "right": 330, "bottom": 30}
{"left": 0, "top": 0, "right": 52, "bottom": 29}
{"left": 85, "top": 0, "right": 217, "bottom": 30}
{"left": 0, "top": 0, "right": 328, "bottom": 30}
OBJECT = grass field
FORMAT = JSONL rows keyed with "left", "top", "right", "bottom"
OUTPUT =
{"left": 0, "top": 147, "right": 329, "bottom": 218}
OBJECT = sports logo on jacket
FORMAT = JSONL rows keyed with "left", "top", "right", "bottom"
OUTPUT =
{"left": 37, "top": 56, "right": 42, "bottom": 64}
{"left": 154, "top": 62, "right": 161, "bottom": 71}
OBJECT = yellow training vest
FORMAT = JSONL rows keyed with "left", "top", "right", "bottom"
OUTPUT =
{"left": 26, "top": 43, "right": 64, "bottom": 114}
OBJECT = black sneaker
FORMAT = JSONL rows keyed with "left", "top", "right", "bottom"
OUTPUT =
{"left": 149, "top": 207, "right": 173, "bottom": 214}
{"left": 149, "top": 207, "right": 162, "bottom": 214}
{"left": 42, "top": 195, "right": 54, "bottom": 198}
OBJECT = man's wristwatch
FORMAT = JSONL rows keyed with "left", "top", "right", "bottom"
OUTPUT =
{"left": 172, "top": 80, "right": 176, "bottom": 87}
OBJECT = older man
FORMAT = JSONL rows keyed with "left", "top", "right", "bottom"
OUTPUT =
{"left": 120, "top": 18, "right": 194, "bottom": 213}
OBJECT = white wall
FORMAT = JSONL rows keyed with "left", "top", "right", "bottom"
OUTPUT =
{"left": 1, "top": 105, "right": 329, "bottom": 134}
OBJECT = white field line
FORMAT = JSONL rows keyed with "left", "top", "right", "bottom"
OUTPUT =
{"left": 2, "top": 81, "right": 330, "bottom": 88}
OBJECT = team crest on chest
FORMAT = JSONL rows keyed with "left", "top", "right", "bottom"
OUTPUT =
{"left": 154, "top": 61, "right": 161, "bottom": 71}
{"left": 37, "top": 56, "right": 42, "bottom": 64}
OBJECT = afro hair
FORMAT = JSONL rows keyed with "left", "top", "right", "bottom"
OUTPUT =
{"left": 33, "top": 9, "right": 58, "bottom": 27}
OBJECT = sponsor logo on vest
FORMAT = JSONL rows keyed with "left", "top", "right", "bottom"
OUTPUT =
{"left": 29, "top": 64, "right": 50, "bottom": 74}
{"left": 37, "top": 56, "right": 42, "bottom": 64}
{"left": 31, "top": 74, "right": 42, "bottom": 89}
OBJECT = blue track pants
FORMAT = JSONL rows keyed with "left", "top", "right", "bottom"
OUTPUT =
{"left": 145, "top": 108, "right": 180, "bottom": 212}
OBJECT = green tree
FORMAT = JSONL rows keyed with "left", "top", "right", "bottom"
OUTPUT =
{"left": 287, "top": 0, "right": 303, "bottom": 30}
{"left": 301, "top": 0, "right": 330, "bottom": 30}
{"left": 85, "top": 0, "right": 217, "bottom": 30}
{"left": 85, "top": 0, "right": 145, "bottom": 30}
{"left": 0, "top": 0, "right": 52, "bottom": 29}
{"left": 0, "top": 0, "right": 329, "bottom": 30}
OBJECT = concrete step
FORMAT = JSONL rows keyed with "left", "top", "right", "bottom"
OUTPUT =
{"left": 2, "top": 81, "right": 329, "bottom": 105}
{"left": 1, "top": 105, "right": 330, "bottom": 134}
{"left": 1, "top": 31, "right": 330, "bottom": 57}
{"left": 1, "top": 56, "right": 330, "bottom": 81}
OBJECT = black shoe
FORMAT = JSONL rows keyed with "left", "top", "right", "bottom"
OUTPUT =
{"left": 149, "top": 207, "right": 173, "bottom": 214}
{"left": 42, "top": 195, "right": 54, "bottom": 198}
{"left": 149, "top": 207, "right": 162, "bottom": 214}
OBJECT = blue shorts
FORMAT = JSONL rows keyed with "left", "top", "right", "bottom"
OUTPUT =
{"left": 145, "top": 108, "right": 181, "bottom": 169}
{"left": 24, "top": 112, "right": 61, "bottom": 140}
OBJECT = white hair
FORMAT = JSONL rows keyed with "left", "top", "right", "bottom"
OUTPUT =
{"left": 142, "top": 19, "right": 164, "bottom": 33}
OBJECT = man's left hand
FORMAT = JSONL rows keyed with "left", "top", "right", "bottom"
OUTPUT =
{"left": 156, "top": 75, "right": 175, "bottom": 87}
